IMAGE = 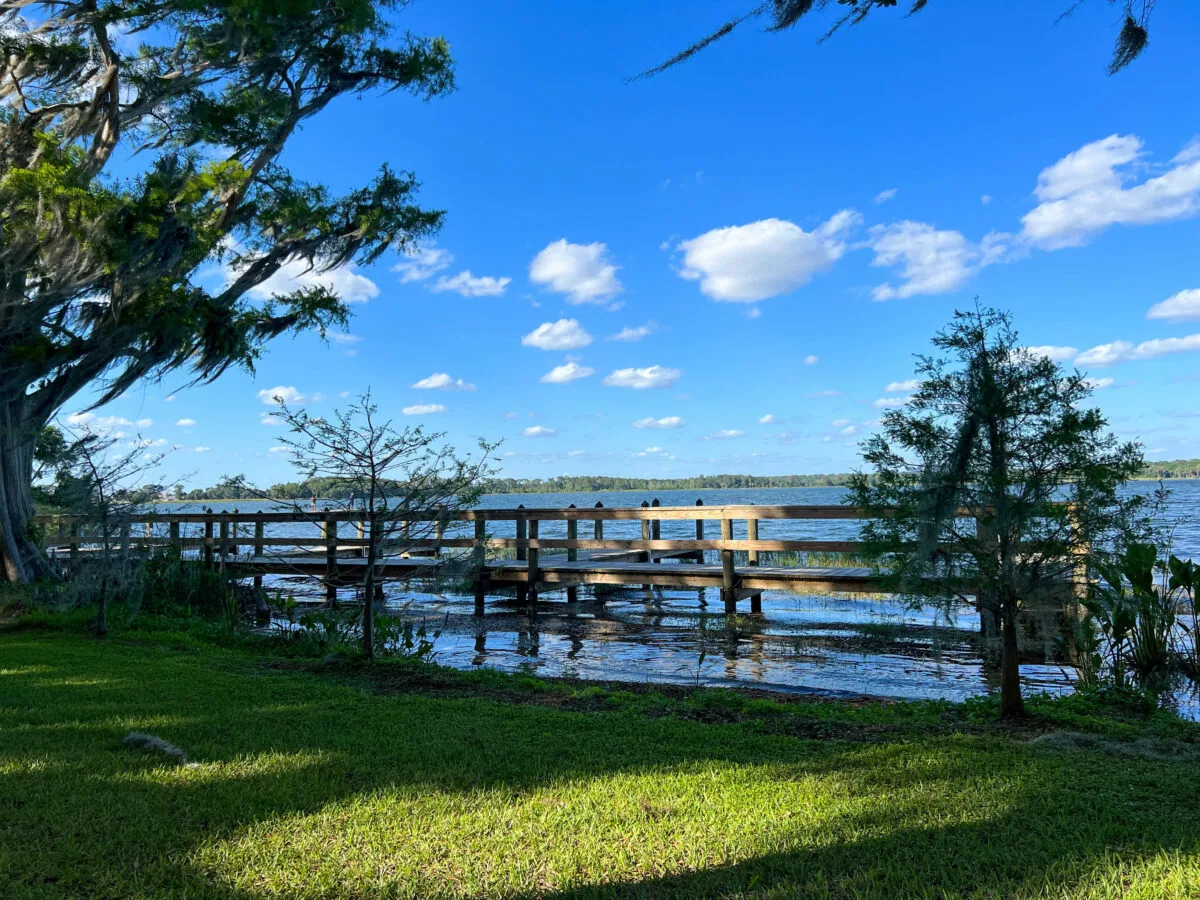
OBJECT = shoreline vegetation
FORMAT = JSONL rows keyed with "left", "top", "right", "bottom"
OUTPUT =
{"left": 163, "top": 463, "right": 1200, "bottom": 502}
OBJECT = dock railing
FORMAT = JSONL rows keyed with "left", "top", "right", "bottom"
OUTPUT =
{"left": 34, "top": 501, "right": 1074, "bottom": 614}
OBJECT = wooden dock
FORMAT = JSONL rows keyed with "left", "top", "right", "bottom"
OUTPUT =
{"left": 34, "top": 500, "right": 1051, "bottom": 616}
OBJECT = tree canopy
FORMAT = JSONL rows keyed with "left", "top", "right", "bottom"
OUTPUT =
{"left": 0, "top": 0, "right": 453, "bottom": 580}
{"left": 847, "top": 306, "right": 1147, "bottom": 717}
{"left": 641, "top": 1, "right": 1159, "bottom": 78}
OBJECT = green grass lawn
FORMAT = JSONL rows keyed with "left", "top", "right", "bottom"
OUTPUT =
{"left": 2, "top": 628, "right": 1200, "bottom": 898}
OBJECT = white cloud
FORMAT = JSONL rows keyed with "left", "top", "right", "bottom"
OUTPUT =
{"left": 676, "top": 212, "right": 859, "bottom": 302}
{"left": 874, "top": 188, "right": 898, "bottom": 204}
{"left": 1147, "top": 289, "right": 1200, "bottom": 322}
{"left": 64, "top": 413, "right": 152, "bottom": 430}
{"left": 704, "top": 429, "right": 745, "bottom": 440}
{"left": 1024, "top": 345, "right": 1079, "bottom": 363}
{"left": 873, "top": 396, "right": 913, "bottom": 408}
{"left": 523, "top": 425, "right": 556, "bottom": 437}
{"left": 1084, "top": 377, "right": 1115, "bottom": 389}
{"left": 402, "top": 403, "right": 446, "bottom": 415}
{"left": 392, "top": 244, "right": 453, "bottom": 283}
{"left": 981, "top": 195, "right": 992, "bottom": 205}
{"left": 242, "top": 258, "right": 378, "bottom": 304}
{"left": 257, "top": 385, "right": 304, "bottom": 406}
{"left": 758, "top": 414, "right": 776, "bottom": 424}
{"left": 175, "top": 418, "right": 196, "bottom": 427}
{"left": 745, "top": 307, "right": 762, "bottom": 319}
{"left": 521, "top": 319, "right": 593, "bottom": 351}
{"left": 839, "top": 425, "right": 857, "bottom": 436}
{"left": 868, "top": 221, "right": 985, "bottom": 300}
{"left": 805, "top": 390, "right": 841, "bottom": 398}
{"left": 540, "top": 362, "right": 595, "bottom": 384}
{"left": 503, "top": 411, "right": 518, "bottom": 419}
{"left": 330, "top": 333, "right": 362, "bottom": 345}
{"left": 1076, "top": 333, "right": 1200, "bottom": 367}
{"left": 885, "top": 379, "right": 919, "bottom": 392}
{"left": 608, "top": 323, "right": 655, "bottom": 342}
{"left": 831, "top": 419, "right": 852, "bottom": 428}
{"left": 164, "top": 394, "right": 176, "bottom": 402}
{"left": 529, "top": 240, "right": 622, "bottom": 303}
{"left": 633, "top": 416, "right": 684, "bottom": 429}
{"left": 567, "top": 450, "right": 587, "bottom": 457}
{"left": 412, "top": 373, "right": 477, "bottom": 391}
{"left": 430, "top": 271, "right": 511, "bottom": 297}
{"left": 194, "top": 446, "right": 211, "bottom": 453}
{"left": 260, "top": 413, "right": 285, "bottom": 427}
{"left": 1020, "top": 135, "right": 1200, "bottom": 249}
{"left": 603, "top": 366, "right": 682, "bottom": 390}
{"left": 804, "top": 355, "right": 819, "bottom": 365}
{"left": 268, "top": 446, "right": 289, "bottom": 453}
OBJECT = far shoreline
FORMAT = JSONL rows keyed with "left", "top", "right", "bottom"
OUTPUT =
{"left": 155, "top": 475, "right": 1200, "bottom": 505}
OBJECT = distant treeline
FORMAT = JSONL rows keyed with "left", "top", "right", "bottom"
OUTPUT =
{"left": 1139, "top": 460, "right": 1200, "bottom": 480}
{"left": 477, "top": 474, "right": 852, "bottom": 493}
{"left": 172, "top": 463, "right": 1200, "bottom": 501}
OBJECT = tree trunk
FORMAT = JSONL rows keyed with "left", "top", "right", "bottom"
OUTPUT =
{"left": 1000, "top": 600, "right": 1025, "bottom": 718}
{"left": 0, "top": 398, "right": 55, "bottom": 583}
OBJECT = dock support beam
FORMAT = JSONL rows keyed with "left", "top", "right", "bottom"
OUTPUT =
{"left": 203, "top": 512, "right": 214, "bottom": 568}
{"left": 473, "top": 518, "right": 487, "bottom": 615}
{"left": 747, "top": 505, "right": 759, "bottom": 566}
{"left": 721, "top": 517, "right": 737, "bottom": 614}
{"left": 566, "top": 505, "right": 578, "bottom": 562}
{"left": 253, "top": 520, "right": 264, "bottom": 592}
{"left": 323, "top": 514, "right": 338, "bottom": 607}
{"left": 527, "top": 517, "right": 539, "bottom": 605}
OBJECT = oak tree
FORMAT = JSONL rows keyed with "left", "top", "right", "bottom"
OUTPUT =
{"left": 0, "top": 1, "right": 452, "bottom": 580}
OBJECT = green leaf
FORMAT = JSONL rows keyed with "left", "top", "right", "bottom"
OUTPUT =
{"left": 1168, "top": 554, "right": 1195, "bottom": 594}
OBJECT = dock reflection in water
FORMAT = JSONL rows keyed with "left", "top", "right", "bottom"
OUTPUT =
{"left": 268, "top": 575, "right": 1079, "bottom": 704}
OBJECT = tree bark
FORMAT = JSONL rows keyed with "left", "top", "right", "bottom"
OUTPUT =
{"left": 1000, "top": 599, "right": 1025, "bottom": 718}
{"left": 0, "top": 398, "right": 55, "bottom": 583}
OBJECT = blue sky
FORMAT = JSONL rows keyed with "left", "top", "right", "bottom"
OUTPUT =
{"left": 68, "top": 0, "right": 1200, "bottom": 487}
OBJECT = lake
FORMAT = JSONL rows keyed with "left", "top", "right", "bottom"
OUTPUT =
{"left": 173, "top": 481, "right": 1200, "bottom": 716}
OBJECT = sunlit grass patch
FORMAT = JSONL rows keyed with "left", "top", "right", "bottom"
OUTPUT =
{"left": 1, "top": 631, "right": 1199, "bottom": 898}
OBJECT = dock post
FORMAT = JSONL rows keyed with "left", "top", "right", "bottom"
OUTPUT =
{"left": 434, "top": 507, "right": 447, "bottom": 558}
{"left": 515, "top": 505, "right": 527, "bottom": 562}
{"left": 69, "top": 521, "right": 80, "bottom": 567}
{"left": 695, "top": 499, "right": 705, "bottom": 563}
{"left": 230, "top": 509, "right": 240, "bottom": 558}
{"left": 218, "top": 516, "right": 229, "bottom": 572}
{"left": 203, "top": 511, "right": 214, "bottom": 568}
{"left": 323, "top": 514, "right": 338, "bottom": 607}
{"left": 640, "top": 500, "right": 651, "bottom": 563}
{"left": 747, "top": 504, "right": 759, "bottom": 566}
{"left": 473, "top": 517, "right": 487, "bottom": 616}
{"left": 253, "top": 519, "right": 264, "bottom": 591}
{"left": 651, "top": 498, "right": 661, "bottom": 562}
{"left": 168, "top": 519, "right": 180, "bottom": 551}
{"left": 721, "top": 517, "right": 737, "bottom": 614}
{"left": 640, "top": 500, "right": 652, "bottom": 590}
{"left": 593, "top": 502, "right": 604, "bottom": 541}
{"left": 566, "top": 505, "right": 578, "bottom": 562}
{"left": 527, "top": 517, "right": 539, "bottom": 605}
{"left": 975, "top": 513, "right": 1001, "bottom": 641}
